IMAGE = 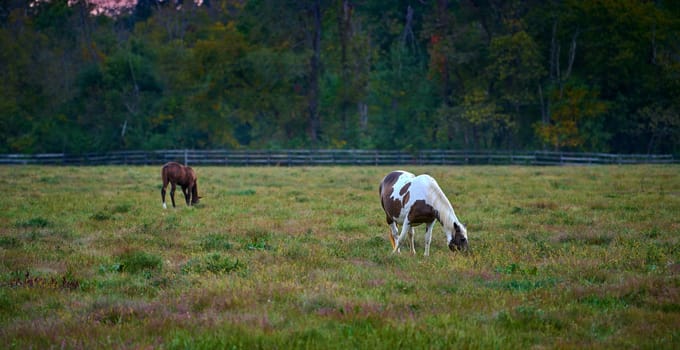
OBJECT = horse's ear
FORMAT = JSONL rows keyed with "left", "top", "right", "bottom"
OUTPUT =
{"left": 454, "top": 222, "right": 462, "bottom": 234}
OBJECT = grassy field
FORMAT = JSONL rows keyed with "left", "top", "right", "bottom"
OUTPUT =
{"left": 0, "top": 165, "right": 678, "bottom": 349}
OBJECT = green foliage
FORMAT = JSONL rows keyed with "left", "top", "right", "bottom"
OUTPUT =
{"left": 535, "top": 81, "right": 609, "bottom": 150}
{"left": 368, "top": 44, "right": 438, "bottom": 150}
{"left": 488, "top": 30, "right": 545, "bottom": 106}
{"left": 199, "top": 234, "right": 233, "bottom": 251}
{"left": 15, "top": 217, "right": 51, "bottom": 229}
{"left": 181, "top": 253, "right": 243, "bottom": 274}
{"left": 0, "top": 1, "right": 678, "bottom": 153}
{"left": 116, "top": 250, "right": 163, "bottom": 273}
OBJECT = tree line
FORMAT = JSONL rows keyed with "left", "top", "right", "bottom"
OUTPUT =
{"left": 1, "top": 0, "right": 678, "bottom": 154}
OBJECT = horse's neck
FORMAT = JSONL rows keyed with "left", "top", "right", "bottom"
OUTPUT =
{"left": 427, "top": 183, "right": 458, "bottom": 229}
{"left": 438, "top": 204, "right": 459, "bottom": 230}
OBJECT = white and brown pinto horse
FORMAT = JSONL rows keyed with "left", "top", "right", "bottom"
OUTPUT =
{"left": 379, "top": 170, "right": 468, "bottom": 256}
{"left": 161, "top": 162, "right": 201, "bottom": 209}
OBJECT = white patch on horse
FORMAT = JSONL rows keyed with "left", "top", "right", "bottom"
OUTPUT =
{"left": 389, "top": 171, "right": 415, "bottom": 220}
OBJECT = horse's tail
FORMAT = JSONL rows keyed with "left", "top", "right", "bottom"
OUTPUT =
{"left": 161, "top": 163, "right": 171, "bottom": 187}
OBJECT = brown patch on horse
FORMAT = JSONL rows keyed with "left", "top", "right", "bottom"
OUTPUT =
{"left": 380, "top": 171, "right": 407, "bottom": 224}
{"left": 381, "top": 196, "right": 402, "bottom": 225}
{"left": 407, "top": 200, "right": 439, "bottom": 225}
{"left": 399, "top": 182, "right": 411, "bottom": 196}
{"left": 400, "top": 183, "right": 411, "bottom": 210}
{"left": 381, "top": 171, "right": 402, "bottom": 190}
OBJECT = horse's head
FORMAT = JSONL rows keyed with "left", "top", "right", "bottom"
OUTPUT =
{"left": 448, "top": 222, "right": 469, "bottom": 252}
{"left": 190, "top": 175, "right": 201, "bottom": 204}
{"left": 191, "top": 186, "right": 202, "bottom": 204}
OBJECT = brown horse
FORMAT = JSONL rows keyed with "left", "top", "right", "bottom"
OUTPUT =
{"left": 161, "top": 162, "right": 201, "bottom": 208}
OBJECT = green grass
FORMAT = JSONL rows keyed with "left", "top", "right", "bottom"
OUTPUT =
{"left": 0, "top": 165, "right": 679, "bottom": 348}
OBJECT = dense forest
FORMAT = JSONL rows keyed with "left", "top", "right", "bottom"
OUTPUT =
{"left": 1, "top": 0, "right": 679, "bottom": 154}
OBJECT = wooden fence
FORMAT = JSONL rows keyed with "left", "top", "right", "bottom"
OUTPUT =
{"left": 0, "top": 149, "right": 675, "bottom": 166}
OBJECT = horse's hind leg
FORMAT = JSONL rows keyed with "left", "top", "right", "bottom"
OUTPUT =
{"left": 161, "top": 185, "right": 167, "bottom": 209}
{"left": 161, "top": 180, "right": 169, "bottom": 209}
{"left": 408, "top": 227, "right": 416, "bottom": 255}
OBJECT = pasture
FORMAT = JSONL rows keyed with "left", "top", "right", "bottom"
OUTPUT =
{"left": 1, "top": 165, "right": 678, "bottom": 348}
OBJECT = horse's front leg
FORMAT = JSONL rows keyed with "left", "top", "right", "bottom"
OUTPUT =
{"left": 423, "top": 221, "right": 435, "bottom": 256}
{"left": 170, "top": 183, "right": 177, "bottom": 208}
{"left": 181, "top": 186, "right": 190, "bottom": 206}
{"left": 388, "top": 222, "right": 399, "bottom": 252}
{"left": 187, "top": 184, "right": 194, "bottom": 205}
{"left": 393, "top": 220, "right": 411, "bottom": 254}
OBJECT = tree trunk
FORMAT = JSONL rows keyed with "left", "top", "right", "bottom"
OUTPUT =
{"left": 550, "top": 19, "right": 558, "bottom": 82}
{"left": 308, "top": 0, "right": 322, "bottom": 144}
{"left": 358, "top": 102, "right": 368, "bottom": 130}
{"left": 338, "top": 0, "right": 352, "bottom": 142}
{"left": 76, "top": 1, "right": 100, "bottom": 64}
{"left": 538, "top": 84, "right": 548, "bottom": 124}
{"left": 436, "top": 0, "right": 452, "bottom": 106}
{"left": 564, "top": 28, "right": 579, "bottom": 82}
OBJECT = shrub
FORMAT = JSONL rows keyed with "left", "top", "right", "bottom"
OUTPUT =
{"left": 15, "top": 217, "right": 50, "bottom": 228}
{"left": 117, "top": 251, "right": 162, "bottom": 273}
{"left": 199, "top": 234, "right": 233, "bottom": 251}
{"left": 181, "top": 253, "right": 243, "bottom": 274}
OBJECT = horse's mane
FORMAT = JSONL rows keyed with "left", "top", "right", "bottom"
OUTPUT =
{"left": 424, "top": 176, "right": 458, "bottom": 230}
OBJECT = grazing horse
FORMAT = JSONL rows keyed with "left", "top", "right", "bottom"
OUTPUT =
{"left": 379, "top": 170, "right": 468, "bottom": 256}
{"left": 161, "top": 162, "right": 201, "bottom": 209}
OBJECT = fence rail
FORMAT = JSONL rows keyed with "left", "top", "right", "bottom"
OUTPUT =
{"left": 0, "top": 150, "right": 675, "bottom": 166}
